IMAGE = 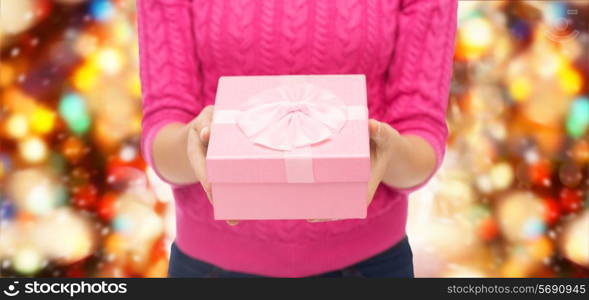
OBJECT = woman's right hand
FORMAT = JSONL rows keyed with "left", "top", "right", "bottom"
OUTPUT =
{"left": 185, "top": 106, "right": 239, "bottom": 226}
{"left": 186, "top": 105, "right": 214, "bottom": 203}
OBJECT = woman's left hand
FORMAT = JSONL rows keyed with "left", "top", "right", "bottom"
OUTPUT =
{"left": 366, "top": 118, "right": 399, "bottom": 205}
{"left": 308, "top": 119, "right": 399, "bottom": 223}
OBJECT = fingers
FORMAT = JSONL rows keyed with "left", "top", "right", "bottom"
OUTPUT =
{"left": 199, "top": 126, "right": 210, "bottom": 145}
{"left": 307, "top": 219, "right": 339, "bottom": 223}
{"left": 201, "top": 180, "right": 212, "bottom": 203}
{"left": 196, "top": 105, "right": 214, "bottom": 127}
{"left": 197, "top": 126, "right": 212, "bottom": 201}
{"left": 368, "top": 119, "right": 394, "bottom": 206}
{"left": 368, "top": 119, "right": 381, "bottom": 140}
{"left": 367, "top": 178, "right": 380, "bottom": 205}
{"left": 369, "top": 119, "right": 401, "bottom": 149}
{"left": 193, "top": 149, "right": 211, "bottom": 203}
{"left": 226, "top": 220, "right": 239, "bottom": 226}
{"left": 192, "top": 105, "right": 214, "bottom": 145}
{"left": 188, "top": 126, "right": 209, "bottom": 172}
{"left": 308, "top": 219, "right": 325, "bottom": 223}
{"left": 187, "top": 106, "right": 215, "bottom": 203}
{"left": 369, "top": 118, "right": 389, "bottom": 146}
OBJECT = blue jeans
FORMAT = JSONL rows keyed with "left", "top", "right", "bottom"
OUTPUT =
{"left": 168, "top": 236, "right": 414, "bottom": 278}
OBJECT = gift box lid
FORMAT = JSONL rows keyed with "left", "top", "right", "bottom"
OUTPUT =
{"left": 206, "top": 74, "right": 370, "bottom": 183}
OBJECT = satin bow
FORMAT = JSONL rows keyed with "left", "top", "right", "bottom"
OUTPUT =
{"left": 236, "top": 83, "right": 348, "bottom": 151}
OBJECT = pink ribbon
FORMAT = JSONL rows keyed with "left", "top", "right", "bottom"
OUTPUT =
{"left": 236, "top": 83, "right": 348, "bottom": 151}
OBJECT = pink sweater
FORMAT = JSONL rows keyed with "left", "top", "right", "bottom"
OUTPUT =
{"left": 137, "top": 0, "right": 457, "bottom": 277}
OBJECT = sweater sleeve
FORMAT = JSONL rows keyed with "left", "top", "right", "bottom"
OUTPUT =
{"left": 382, "top": 0, "right": 457, "bottom": 194}
{"left": 136, "top": 0, "right": 203, "bottom": 184}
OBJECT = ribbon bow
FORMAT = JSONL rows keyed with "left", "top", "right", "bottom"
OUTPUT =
{"left": 237, "top": 83, "right": 348, "bottom": 151}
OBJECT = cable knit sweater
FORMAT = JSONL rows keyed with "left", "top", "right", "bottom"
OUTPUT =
{"left": 137, "top": 0, "right": 457, "bottom": 277}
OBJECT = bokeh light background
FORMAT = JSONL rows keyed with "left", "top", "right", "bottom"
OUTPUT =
{"left": 0, "top": 0, "right": 587, "bottom": 278}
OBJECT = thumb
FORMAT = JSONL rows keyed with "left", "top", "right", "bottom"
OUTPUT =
{"left": 199, "top": 126, "right": 210, "bottom": 145}
{"left": 369, "top": 119, "right": 384, "bottom": 144}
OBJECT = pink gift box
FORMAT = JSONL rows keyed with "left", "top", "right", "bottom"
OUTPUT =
{"left": 206, "top": 74, "right": 370, "bottom": 220}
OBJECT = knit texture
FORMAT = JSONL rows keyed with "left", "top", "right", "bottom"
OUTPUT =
{"left": 137, "top": 0, "right": 457, "bottom": 277}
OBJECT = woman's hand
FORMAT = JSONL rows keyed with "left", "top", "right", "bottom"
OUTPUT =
{"left": 309, "top": 119, "right": 396, "bottom": 223}
{"left": 186, "top": 106, "right": 240, "bottom": 226}
{"left": 152, "top": 105, "right": 214, "bottom": 199}
{"left": 368, "top": 119, "right": 438, "bottom": 196}
{"left": 367, "top": 119, "right": 398, "bottom": 205}
{"left": 185, "top": 105, "right": 213, "bottom": 202}
{"left": 310, "top": 119, "right": 437, "bottom": 222}
{"left": 152, "top": 105, "right": 239, "bottom": 226}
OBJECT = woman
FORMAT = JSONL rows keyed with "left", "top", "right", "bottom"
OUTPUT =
{"left": 137, "top": 0, "right": 457, "bottom": 278}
